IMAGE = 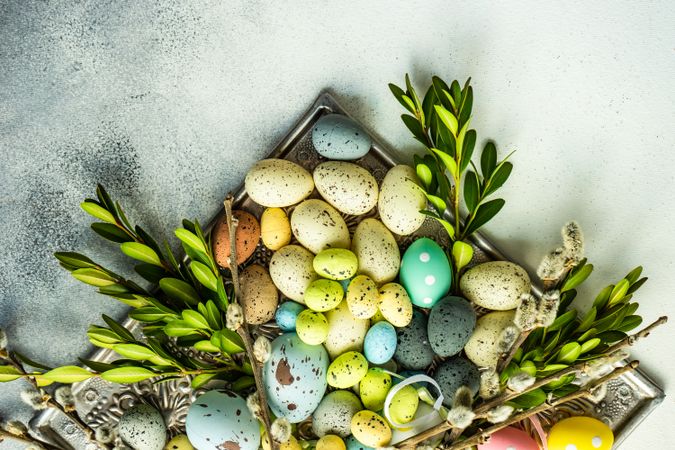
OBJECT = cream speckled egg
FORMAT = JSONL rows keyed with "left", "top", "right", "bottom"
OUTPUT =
{"left": 351, "top": 411, "right": 392, "bottom": 448}
{"left": 460, "top": 261, "right": 531, "bottom": 310}
{"left": 305, "top": 279, "right": 344, "bottom": 312}
{"left": 464, "top": 310, "right": 516, "bottom": 367}
{"left": 312, "top": 390, "right": 363, "bottom": 438}
{"left": 291, "top": 199, "right": 350, "bottom": 254}
{"left": 327, "top": 351, "right": 369, "bottom": 388}
{"left": 313, "top": 248, "right": 358, "bottom": 281}
{"left": 378, "top": 165, "right": 426, "bottom": 235}
{"left": 378, "top": 283, "right": 413, "bottom": 327}
{"left": 352, "top": 218, "right": 400, "bottom": 284}
{"left": 313, "top": 161, "right": 379, "bottom": 215}
{"left": 269, "top": 245, "right": 318, "bottom": 303}
{"left": 260, "top": 207, "right": 292, "bottom": 250}
{"left": 346, "top": 275, "right": 379, "bottom": 319}
{"left": 119, "top": 404, "right": 167, "bottom": 450}
{"left": 240, "top": 264, "right": 278, "bottom": 324}
{"left": 245, "top": 159, "right": 314, "bottom": 207}
{"left": 324, "top": 300, "right": 370, "bottom": 359}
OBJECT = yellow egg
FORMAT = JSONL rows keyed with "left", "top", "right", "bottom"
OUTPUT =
{"left": 547, "top": 416, "right": 614, "bottom": 450}
{"left": 327, "top": 351, "right": 369, "bottom": 388}
{"left": 164, "top": 434, "right": 195, "bottom": 450}
{"left": 296, "top": 310, "right": 329, "bottom": 345}
{"left": 389, "top": 384, "right": 419, "bottom": 425}
{"left": 359, "top": 368, "right": 392, "bottom": 410}
{"left": 305, "top": 279, "right": 344, "bottom": 312}
{"left": 370, "top": 307, "right": 387, "bottom": 323}
{"left": 350, "top": 410, "right": 392, "bottom": 447}
{"left": 346, "top": 275, "right": 379, "bottom": 319}
{"left": 316, "top": 434, "right": 346, "bottom": 450}
{"left": 262, "top": 432, "right": 302, "bottom": 450}
{"left": 378, "top": 283, "right": 413, "bottom": 327}
{"left": 261, "top": 207, "right": 292, "bottom": 250}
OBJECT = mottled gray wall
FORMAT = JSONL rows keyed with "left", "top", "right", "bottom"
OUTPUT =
{"left": 1, "top": 0, "right": 674, "bottom": 448}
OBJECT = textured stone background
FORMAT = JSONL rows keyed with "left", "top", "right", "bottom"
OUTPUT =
{"left": 1, "top": 0, "right": 674, "bottom": 448}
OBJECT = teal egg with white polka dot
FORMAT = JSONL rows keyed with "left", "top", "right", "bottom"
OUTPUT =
{"left": 400, "top": 238, "right": 452, "bottom": 308}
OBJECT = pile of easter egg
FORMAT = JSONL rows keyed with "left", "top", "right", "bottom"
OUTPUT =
{"left": 177, "top": 114, "right": 615, "bottom": 450}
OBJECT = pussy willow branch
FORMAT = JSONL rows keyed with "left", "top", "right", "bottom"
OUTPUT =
{"left": 224, "top": 196, "right": 277, "bottom": 450}
{"left": 397, "top": 316, "right": 667, "bottom": 449}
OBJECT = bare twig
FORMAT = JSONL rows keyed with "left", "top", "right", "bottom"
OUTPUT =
{"left": 496, "top": 330, "right": 531, "bottom": 374}
{"left": 224, "top": 196, "right": 277, "bottom": 450}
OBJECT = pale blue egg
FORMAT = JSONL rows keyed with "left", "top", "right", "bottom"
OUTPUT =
{"left": 263, "top": 333, "right": 329, "bottom": 422}
{"left": 400, "top": 238, "right": 452, "bottom": 308}
{"left": 364, "top": 321, "right": 397, "bottom": 364}
{"left": 312, "top": 114, "right": 372, "bottom": 160}
{"left": 275, "top": 301, "right": 305, "bottom": 331}
{"left": 428, "top": 296, "right": 476, "bottom": 357}
{"left": 186, "top": 390, "right": 260, "bottom": 450}
{"left": 346, "top": 435, "right": 375, "bottom": 450}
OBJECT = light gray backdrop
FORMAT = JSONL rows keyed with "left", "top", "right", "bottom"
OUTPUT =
{"left": 1, "top": 1, "right": 674, "bottom": 448}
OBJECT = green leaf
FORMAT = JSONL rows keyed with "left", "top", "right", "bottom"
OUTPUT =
{"left": 547, "top": 309, "right": 577, "bottom": 332}
{"left": 627, "top": 277, "right": 648, "bottom": 295}
{"left": 579, "top": 338, "right": 601, "bottom": 354}
{"left": 557, "top": 342, "right": 582, "bottom": 364}
{"left": 0, "top": 366, "right": 23, "bottom": 382}
{"left": 458, "top": 85, "right": 473, "bottom": 127}
{"left": 191, "top": 261, "right": 218, "bottom": 292}
{"left": 159, "top": 278, "right": 201, "bottom": 306}
{"left": 578, "top": 327, "right": 598, "bottom": 342}
{"left": 545, "top": 373, "right": 576, "bottom": 390}
{"left": 101, "top": 367, "right": 157, "bottom": 384}
{"left": 102, "top": 315, "right": 136, "bottom": 342}
{"left": 537, "top": 364, "right": 569, "bottom": 377}
{"left": 91, "top": 222, "right": 133, "bottom": 243}
{"left": 120, "top": 242, "right": 162, "bottom": 266}
{"left": 113, "top": 344, "right": 157, "bottom": 361}
{"left": 191, "top": 373, "right": 217, "bottom": 389}
{"left": 175, "top": 228, "right": 207, "bottom": 255}
{"left": 625, "top": 266, "right": 643, "bottom": 284}
{"left": 79, "top": 358, "right": 117, "bottom": 373}
{"left": 54, "top": 252, "right": 98, "bottom": 270}
{"left": 389, "top": 83, "right": 415, "bottom": 113}
{"left": 416, "top": 163, "right": 433, "bottom": 189}
{"left": 576, "top": 307, "right": 597, "bottom": 333}
{"left": 459, "top": 129, "right": 477, "bottom": 173}
{"left": 519, "top": 360, "right": 537, "bottom": 377}
{"left": 463, "top": 170, "right": 480, "bottom": 211}
{"left": 42, "top": 366, "right": 93, "bottom": 383}
{"left": 72, "top": 268, "right": 116, "bottom": 287}
{"left": 95, "top": 184, "right": 115, "bottom": 211}
{"left": 134, "top": 264, "right": 166, "bottom": 284}
{"left": 194, "top": 340, "right": 221, "bottom": 353}
{"left": 211, "top": 329, "right": 245, "bottom": 354}
{"left": 431, "top": 148, "right": 458, "bottom": 178}
{"left": 595, "top": 330, "right": 627, "bottom": 344}
{"left": 455, "top": 118, "right": 472, "bottom": 163}
{"left": 483, "top": 161, "right": 513, "bottom": 197}
{"left": 401, "top": 114, "right": 427, "bottom": 144}
{"left": 463, "top": 198, "right": 505, "bottom": 237}
{"left": 562, "top": 264, "right": 594, "bottom": 292}
{"left": 608, "top": 279, "right": 630, "bottom": 306}
{"left": 424, "top": 193, "right": 447, "bottom": 213}
{"left": 216, "top": 276, "right": 229, "bottom": 309}
{"left": 164, "top": 320, "right": 198, "bottom": 337}
{"left": 422, "top": 85, "right": 437, "bottom": 128}
{"left": 13, "top": 351, "right": 53, "bottom": 371}
{"left": 87, "top": 325, "right": 123, "bottom": 345}
{"left": 182, "top": 310, "right": 211, "bottom": 330}
{"left": 480, "top": 142, "right": 497, "bottom": 178}
{"left": 552, "top": 384, "right": 580, "bottom": 397}
{"left": 593, "top": 285, "right": 614, "bottom": 310}
{"left": 420, "top": 211, "right": 456, "bottom": 240}
{"left": 81, "top": 201, "right": 116, "bottom": 223}
{"left": 452, "top": 241, "right": 474, "bottom": 272}
{"left": 617, "top": 315, "right": 643, "bottom": 332}
{"left": 434, "top": 104, "right": 458, "bottom": 135}
{"left": 231, "top": 376, "right": 256, "bottom": 392}
{"left": 510, "top": 388, "right": 546, "bottom": 408}
{"left": 129, "top": 307, "right": 170, "bottom": 323}
{"left": 205, "top": 300, "right": 223, "bottom": 329}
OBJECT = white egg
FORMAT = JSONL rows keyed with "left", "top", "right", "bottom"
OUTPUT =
{"left": 245, "top": 159, "right": 314, "bottom": 207}
{"left": 269, "top": 245, "right": 319, "bottom": 303}
{"left": 460, "top": 261, "right": 531, "bottom": 310}
{"left": 351, "top": 218, "right": 400, "bottom": 284}
{"left": 291, "top": 199, "right": 350, "bottom": 254}
{"left": 378, "top": 165, "right": 426, "bottom": 235}
{"left": 313, "top": 161, "right": 379, "bottom": 215}
{"left": 118, "top": 404, "right": 167, "bottom": 450}
{"left": 464, "top": 310, "right": 516, "bottom": 367}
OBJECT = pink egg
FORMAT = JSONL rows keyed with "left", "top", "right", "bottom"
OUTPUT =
{"left": 477, "top": 427, "right": 540, "bottom": 450}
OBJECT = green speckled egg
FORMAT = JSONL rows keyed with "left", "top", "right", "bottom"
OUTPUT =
{"left": 358, "top": 368, "right": 392, "bottom": 411}
{"left": 164, "top": 434, "right": 194, "bottom": 450}
{"left": 389, "top": 384, "right": 419, "bottom": 426}
{"left": 346, "top": 275, "right": 379, "bottom": 319}
{"left": 350, "top": 410, "right": 392, "bottom": 448}
{"left": 327, "top": 351, "right": 369, "bottom": 389}
{"left": 400, "top": 238, "right": 452, "bottom": 308}
{"left": 305, "top": 279, "right": 344, "bottom": 312}
{"left": 296, "top": 310, "right": 329, "bottom": 345}
{"left": 313, "top": 248, "right": 359, "bottom": 281}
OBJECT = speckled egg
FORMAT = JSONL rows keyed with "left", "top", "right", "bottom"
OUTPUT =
{"left": 119, "top": 404, "right": 167, "bottom": 450}
{"left": 164, "top": 434, "right": 194, "bottom": 450}
{"left": 351, "top": 218, "right": 400, "bottom": 284}
{"left": 378, "top": 283, "right": 413, "bottom": 327}
{"left": 262, "top": 433, "right": 302, "bottom": 450}
{"left": 313, "top": 248, "right": 358, "bottom": 281}
{"left": 327, "top": 351, "right": 369, "bottom": 389}
{"left": 185, "top": 391, "right": 260, "bottom": 450}
{"left": 345, "top": 435, "right": 375, "bottom": 450}
{"left": 291, "top": 199, "right": 350, "bottom": 254}
{"left": 464, "top": 310, "right": 516, "bottom": 368}
{"left": 260, "top": 207, "right": 292, "bottom": 250}
{"left": 245, "top": 159, "right": 314, "bottom": 207}
{"left": 428, "top": 296, "right": 476, "bottom": 357}
{"left": 364, "top": 321, "right": 397, "bottom": 364}
{"left": 312, "top": 114, "right": 372, "bottom": 160}
{"left": 346, "top": 274, "right": 379, "bottom": 319}
{"left": 378, "top": 165, "right": 426, "bottom": 235}
{"left": 389, "top": 402, "right": 444, "bottom": 445}
{"left": 312, "top": 390, "right": 363, "bottom": 438}
{"left": 477, "top": 427, "right": 539, "bottom": 450}
{"left": 547, "top": 416, "right": 614, "bottom": 450}
{"left": 359, "top": 368, "right": 392, "bottom": 411}
{"left": 296, "top": 310, "right": 329, "bottom": 345}
{"left": 393, "top": 310, "right": 435, "bottom": 370}
{"left": 460, "top": 261, "right": 531, "bottom": 310}
{"left": 400, "top": 238, "right": 452, "bottom": 308}
{"left": 263, "top": 333, "right": 329, "bottom": 422}
{"left": 275, "top": 301, "right": 305, "bottom": 331}
{"left": 304, "top": 278, "right": 344, "bottom": 312}
{"left": 240, "top": 264, "right": 278, "bottom": 324}
{"left": 388, "top": 384, "right": 419, "bottom": 425}
{"left": 370, "top": 307, "right": 387, "bottom": 324}
{"left": 269, "top": 245, "right": 318, "bottom": 303}
{"left": 351, "top": 410, "right": 392, "bottom": 448}
{"left": 313, "top": 161, "right": 378, "bottom": 215}
{"left": 317, "top": 435, "right": 347, "bottom": 450}
{"left": 324, "top": 300, "right": 370, "bottom": 359}
{"left": 212, "top": 210, "right": 260, "bottom": 269}
{"left": 433, "top": 356, "right": 480, "bottom": 407}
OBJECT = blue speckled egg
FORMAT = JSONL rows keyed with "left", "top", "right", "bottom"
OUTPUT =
{"left": 186, "top": 390, "right": 260, "bottom": 450}
{"left": 118, "top": 404, "right": 167, "bottom": 450}
{"left": 393, "top": 310, "right": 435, "bottom": 370}
{"left": 312, "top": 114, "right": 372, "bottom": 160}
{"left": 364, "top": 321, "right": 397, "bottom": 364}
{"left": 428, "top": 296, "right": 476, "bottom": 357}
{"left": 400, "top": 238, "right": 452, "bottom": 308}
{"left": 263, "top": 333, "right": 329, "bottom": 422}
{"left": 433, "top": 356, "right": 480, "bottom": 407}
{"left": 275, "top": 301, "right": 305, "bottom": 332}
{"left": 345, "top": 435, "right": 375, "bottom": 450}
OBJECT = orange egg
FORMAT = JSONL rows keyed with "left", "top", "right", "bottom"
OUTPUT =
{"left": 547, "top": 416, "right": 614, "bottom": 450}
{"left": 212, "top": 210, "right": 260, "bottom": 268}
{"left": 477, "top": 427, "right": 538, "bottom": 450}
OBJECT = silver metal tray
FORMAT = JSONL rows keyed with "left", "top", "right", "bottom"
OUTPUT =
{"left": 32, "top": 92, "right": 665, "bottom": 449}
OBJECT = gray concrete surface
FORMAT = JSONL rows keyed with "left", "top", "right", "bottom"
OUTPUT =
{"left": 1, "top": 0, "right": 674, "bottom": 448}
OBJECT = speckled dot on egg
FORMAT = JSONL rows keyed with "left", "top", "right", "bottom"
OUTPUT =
{"left": 427, "top": 296, "right": 476, "bottom": 357}
{"left": 313, "top": 161, "right": 378, "bottom": 215}
{"left": 433, "top": 356, "right": 480, "bottom": 407}
{"left": 118, "top": 403, "right": 167, "bottom": 450}
{"left": 312, "top": 114, "right": 372, "bottom": 160}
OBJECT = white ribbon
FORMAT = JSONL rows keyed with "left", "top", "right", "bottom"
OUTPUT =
{"left": 382, "top": 373, "right": 444, "bottom": 429}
